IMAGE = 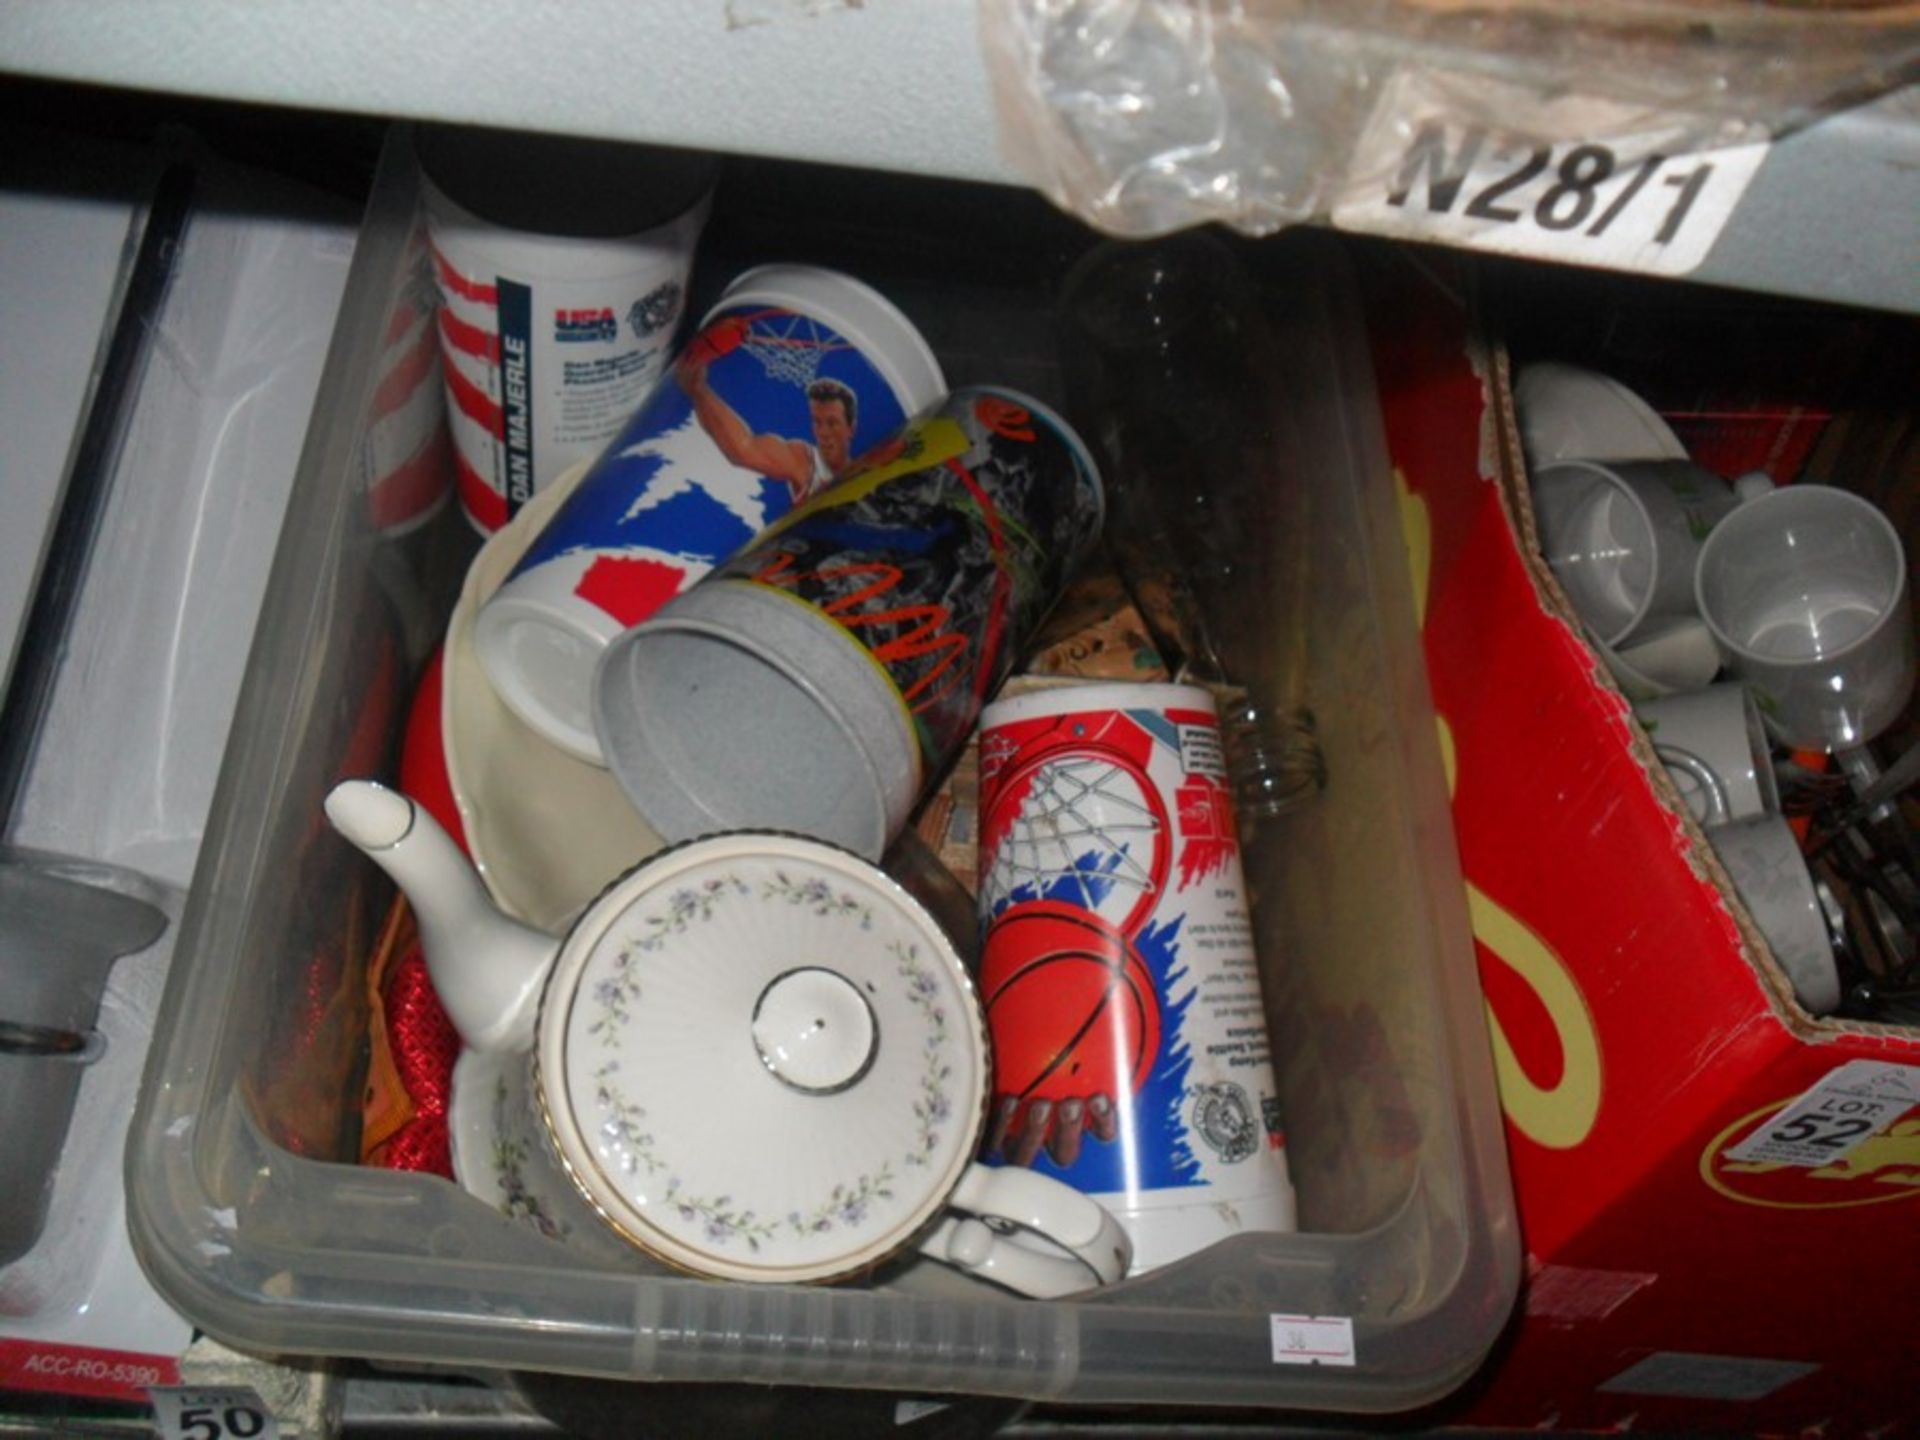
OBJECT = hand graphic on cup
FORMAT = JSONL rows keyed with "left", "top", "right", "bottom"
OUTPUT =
{"left": 987, "top": 1092, "right": 1122, "bottom": 1170}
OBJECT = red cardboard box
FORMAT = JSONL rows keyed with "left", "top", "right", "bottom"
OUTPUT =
{"left": 1471, "top": 261, "right": 1877, "bottom": 486}
{"left": 1363, "top": 251, "right": 1920, "bottom": 1437}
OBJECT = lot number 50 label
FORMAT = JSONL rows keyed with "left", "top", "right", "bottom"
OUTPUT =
{"left": 1335, "top": 73, "right": 1770, "bottom": 276}
{"left": 149, "top": 1388, "right": 277, "bottom": 1440}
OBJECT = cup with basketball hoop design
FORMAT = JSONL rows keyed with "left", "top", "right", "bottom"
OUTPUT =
{"left": 472, "top": 264, "right": 946, "bottom": 763}
{"left": 592, "top": 387, "right": 1105, "bottom": 862}
{"left": 975, "top": 680, "right": 1297, "bottom": 1275}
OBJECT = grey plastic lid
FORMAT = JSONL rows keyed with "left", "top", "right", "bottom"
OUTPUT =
{"left": 415, "top": 124, "right": 720, "bottom": 239}
{"left": 592, "top": 579, "right": 921, "bottom": 861}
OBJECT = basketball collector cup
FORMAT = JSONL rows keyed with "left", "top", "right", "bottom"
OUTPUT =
{"left": 974, "top": 680, "right": 1298, "bottom": 1275}
{"left": 593, "top": 386, "right": 1105, "bottom": 863}
{"left": 473, "top": 264, "right": 946, "bottom": 764}
{"left": 417, "top": 126, "right": 721, "bottom": 538}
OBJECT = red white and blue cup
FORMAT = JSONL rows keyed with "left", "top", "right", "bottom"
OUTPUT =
{"left": 974, "top": 681, "right": 1297, "bottom": 1275}
{"left": 472, "top": 264, "right": 946, "bottom": 764}
{"left": 590, "top": 387, "right": 1102, "bottom": 861}
{"left": 419, "top": 128, "right": 718, "bottom": 538}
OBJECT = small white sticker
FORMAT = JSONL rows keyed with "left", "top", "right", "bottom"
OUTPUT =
{"left": 895, "top": 1398, "right": 952, "bottom": 1425}
{"left": 1724, "top": 1060, "right": 1920, "bottom": 1168}
{"left": 148, "top": 1387, "right": 278, "bottom": 1440}
{"left": 1334, "top": 70, "right": 1770, "bottom": 277}
{"left": 1178, "top": 722, "right": 1227, "bottom": 781}
{"left": 1270, "top": 1313, "right": 1356, "bottom": 1367}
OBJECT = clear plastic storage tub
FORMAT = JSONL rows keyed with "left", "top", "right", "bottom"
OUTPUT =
{"left": 127, "top": 129, "right": 1518, "bottom": 1411}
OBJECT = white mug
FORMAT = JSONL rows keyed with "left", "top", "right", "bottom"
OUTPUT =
{"left": 1636, "top": 683, "right": 1780, "bottom": 828}
{"left": 1532, "top": 459, "right": 1739, "bottom": 649}
{"left": 1695, "top": 485, "right": 1916, "bottom": 752}
{"left": 1598, "top": 616, "right": 1724, "bottom": 703}
{"left": 326, "top": 784, "right": 1131, "bottom": 1296}
{"left": 1513, "top": 362, "right": 1688, "bottom": 469}
{"left": 1707, "top": 815, "right": 1842, "bottom": 1016}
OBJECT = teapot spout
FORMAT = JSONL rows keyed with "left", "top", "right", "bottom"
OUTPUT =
{"left": 325, "top": 780, "right": 556, "bottom": 1054}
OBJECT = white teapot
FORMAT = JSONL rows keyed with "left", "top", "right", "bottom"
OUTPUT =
{"left": 325, "top": 780, "right": 1130, "bottom": 1295}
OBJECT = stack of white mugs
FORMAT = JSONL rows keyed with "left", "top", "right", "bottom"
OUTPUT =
{"left": 1519, "top": 362, "right": 1917, "bottom": 1017}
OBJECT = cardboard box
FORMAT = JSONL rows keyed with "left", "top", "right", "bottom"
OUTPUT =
{"left": 1364, "top": 250, "right": 1920, "bottom": 1437}
{"left": 1474, "top": 259, "right": 1878, "bottom": 486}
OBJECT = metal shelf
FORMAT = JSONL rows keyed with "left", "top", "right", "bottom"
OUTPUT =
{"left": 1681, "top": 85, "right": 1920, "bottom": 312}
{"left": 1, "top": 0, "right": 1915, "bottom": 312}
{"left": 0, "top": 1, "right": 1011, "bottom": 184}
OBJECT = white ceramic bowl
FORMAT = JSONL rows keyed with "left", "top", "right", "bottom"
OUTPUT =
{"left": 1514, "top": 362, "right": 1687, "bottom": 468}
{"left": 442, "top": 463, "right": 665, "bottom": 930}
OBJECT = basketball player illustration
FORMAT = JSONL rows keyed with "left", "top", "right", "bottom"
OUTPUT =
{"left": 674, "top": 315, "right": 858, "bottom": 505}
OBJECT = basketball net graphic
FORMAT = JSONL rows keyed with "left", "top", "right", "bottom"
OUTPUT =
{"left": 735, "top": 309, "right": 851, "bottom": 390}
{"left": 980, "top": 749, "right": 1172, "bottom": 939}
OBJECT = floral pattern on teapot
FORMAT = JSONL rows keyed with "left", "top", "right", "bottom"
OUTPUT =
{"left": 576, "top": 913, "right": 963, "bottom": 1251}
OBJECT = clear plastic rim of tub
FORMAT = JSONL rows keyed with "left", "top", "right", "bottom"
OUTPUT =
{"left": 124, "top": 125, "right": 1519, "bottom": 1411}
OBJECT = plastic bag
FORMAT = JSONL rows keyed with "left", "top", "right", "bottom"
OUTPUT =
{"left": 980, "top": 0, "right": 1920, "bottom": 237}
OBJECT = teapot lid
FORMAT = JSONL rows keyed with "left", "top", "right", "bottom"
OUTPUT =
{"left": 535, "top": 833, "right": 986, "bottom": 1283}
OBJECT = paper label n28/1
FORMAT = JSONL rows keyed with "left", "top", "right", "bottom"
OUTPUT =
{"left": 1724, "top": 1059, "right": 1920, "bottom": 1169}
{"left": 1333, "top": 73, "right": 1771, "bottom": 277}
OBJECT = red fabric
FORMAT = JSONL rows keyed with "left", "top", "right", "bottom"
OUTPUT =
{"left": 378, "top": 943, "right": 459, "bottom": 1179}
{"left": 377, "top": 658, "right": 468, "bottom": 1175}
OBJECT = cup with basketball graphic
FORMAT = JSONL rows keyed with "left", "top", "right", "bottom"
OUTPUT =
{"left": 591, "top": 385, "right": 1104, "bottom": 862}
{"left": 975, "top": 680, "right": 1298, "bottom": 1275}
{"left": 472, "top": 264, "right": 946, "bottom": 764}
